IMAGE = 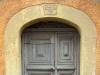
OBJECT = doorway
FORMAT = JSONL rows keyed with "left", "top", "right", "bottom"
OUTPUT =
{"left": 22, "top": 21, "right": 80, "bottom": 75}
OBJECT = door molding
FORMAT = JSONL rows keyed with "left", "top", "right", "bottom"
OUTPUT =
{"left": 4, "top": 4, "right": 96, "bottom": 75}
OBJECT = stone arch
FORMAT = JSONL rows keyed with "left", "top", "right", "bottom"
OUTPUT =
{"left": 4, "top": 4, "right": 96, "bottom": 75}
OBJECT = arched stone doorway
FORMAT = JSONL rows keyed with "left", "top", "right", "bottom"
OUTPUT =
{"left": 4, "top": 4, "right": 96, "bottom": 75}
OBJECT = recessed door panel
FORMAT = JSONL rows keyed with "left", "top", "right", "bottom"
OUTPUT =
{"left": 58, "top": 71, "right": 74, "bottom": 75}
{"left": 28, "top": 71, "right": 53, "bottom": 75}
{"left": 24, "top": 32, "right": 54, "bottom": 65}
{"left": 57, "top": 32, "right": 75, "bottom": 65}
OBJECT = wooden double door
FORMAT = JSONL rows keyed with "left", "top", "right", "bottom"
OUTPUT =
{"left": 22, "top": 28, "right": 80, "bottom": 75}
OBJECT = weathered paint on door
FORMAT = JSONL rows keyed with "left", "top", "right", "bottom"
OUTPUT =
{"left": 22, "top": 22, "right": 80, "bottom": 75}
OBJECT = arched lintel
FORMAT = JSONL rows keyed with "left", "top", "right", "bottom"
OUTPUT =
{"left": 4, "top": 4, "right": 96, "bottom": 75}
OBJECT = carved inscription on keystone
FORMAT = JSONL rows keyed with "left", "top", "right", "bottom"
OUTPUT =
{"left": 43, "top": 4, "right": 57, "bottom": 15}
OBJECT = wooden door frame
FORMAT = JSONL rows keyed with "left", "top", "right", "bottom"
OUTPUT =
{"left": 4, "top": 4, "right": 96, "bottom": 75}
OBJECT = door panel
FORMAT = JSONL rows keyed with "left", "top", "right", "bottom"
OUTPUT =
{"left": 57, "top": 32, "right": 75, "bottom": 66}
{"left": 25, "top": 42, "right": 54, "bottom": 65}
{"left": 24, "top": 32, "right": 54, "bottom": 69}
{"left": 58, "top": 71, "right": 74, "bottom": 75}
{"left": 28, "top": 71, "right": 53, "bottom": 75}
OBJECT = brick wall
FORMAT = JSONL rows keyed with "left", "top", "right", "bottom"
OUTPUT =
{"left": 0, "top": 0, "right": 99, "bottom": 75}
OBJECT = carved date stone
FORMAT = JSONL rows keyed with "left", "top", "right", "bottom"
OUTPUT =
{"left": 43, "top": 4, "right": 58, "bottom": 15}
